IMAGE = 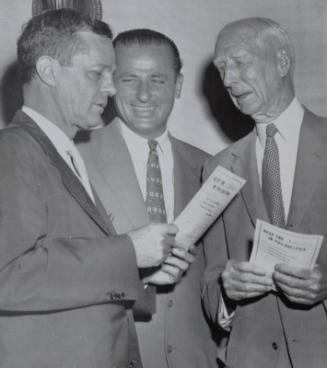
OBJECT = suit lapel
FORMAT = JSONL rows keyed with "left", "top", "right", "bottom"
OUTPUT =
{"left": 92, "top": 120, "right": 149, "bottom": 233}
{"left": 171, "top": 137, "right": 200, "bottom": 219}
{"left": 230, "top": 130, "right": 269, "bottom": 227}
{"left": 287, "top": 111, "right": 327, "bottom": 228}
{"left": 14, "top": 111, "right": 111, "bottom": 235}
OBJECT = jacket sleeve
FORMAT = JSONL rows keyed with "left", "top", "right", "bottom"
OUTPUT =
{"left": 0, "top": 130, "right": 141, "bottom": 312}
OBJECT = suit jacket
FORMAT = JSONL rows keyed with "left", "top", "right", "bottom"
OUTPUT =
{"left": 79, "top": 118, "right": 218, "bottom": 368}
{"left": 202, "top": 109, "right": 327, "bottom": 368}
{"left": 0, "top": 111, "right": 143, "bottom": 368}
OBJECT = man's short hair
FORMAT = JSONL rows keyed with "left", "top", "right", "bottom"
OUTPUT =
{"left": 113, "top": 28, "right": 183, "bottom": 75}
{"left": 17, "top": 8, "right": 113, "bottom": 84}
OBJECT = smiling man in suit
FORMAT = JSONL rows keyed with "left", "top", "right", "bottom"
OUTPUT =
{"left": 202, "top": 17, "right": 327, "bottom": 368}
{"left": 79, "top": 29, "right": 218, "bottom": 368}
{"left": 0, "top": 10, "right": 178, "bottom": 368}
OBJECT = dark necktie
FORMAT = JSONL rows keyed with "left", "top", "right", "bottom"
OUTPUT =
{"left": 262, "top": 123, "right": 286, "bottom": 227}
{"left": 145, "top": 140, "right": 167, "bottom": 223}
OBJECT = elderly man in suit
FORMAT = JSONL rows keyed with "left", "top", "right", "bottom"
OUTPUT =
{"left": 79, "top": 29, "right": 218, "bottom": 368}
{"left": 0, "top": 9, "right": 179, "bottom": 368}
{"left": 202, "top": 17, "right": 327, "bottom": 368}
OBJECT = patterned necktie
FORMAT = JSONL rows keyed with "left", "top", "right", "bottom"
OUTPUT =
{"left": 262, "top": 123, "right": 285, "bottom": 227}
{"left": 145, "top": 140, "right": 167, "bottom": 223}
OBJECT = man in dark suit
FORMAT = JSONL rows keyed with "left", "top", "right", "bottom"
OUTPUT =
{"left": 0, "top": 9, "right": 178, "bottom": 368}
{"left": 79, "top": 29, "right": 218, "bottom": 368}
{"left": 202, "top": 17, "right": 327, "bottom": 368}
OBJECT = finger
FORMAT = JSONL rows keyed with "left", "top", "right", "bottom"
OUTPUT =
{"left": 273, "top": 270, "right": 309, "bottom": 288}
{"left": 274, "top": 263, "right": 310, "bottom": 279}
{"left": 225, "top": 288, "right": 270, "bottom": 301}
{"left": 164, "top": 234, "right": 177, "bottom": 246}
{"left": 284, "top": 297, "right": 314, "bottom": 305}
{"left": 165, "top": 223, "right": 178, "bottom": 235}
{"left": 188, "top": 244, "right": 197, "bottom": 255}
{"left": 144, "top": 270, "right": 175, "bottom": 285}
{"left": 274, "top": 283, "right": 316, "bottom": 305}
{"left": 162, "top": 243, "right": 172, "bottom": 261}
{"left": 227, "top": 260, "right": 268, "bottom": 277}
{"left": 223, "top": 267, "right": 273, "bottom": 287}
{"left": 225, "top": 277, "right": 273, "bottom": 293}
{"left": 171, "top": 247, "right": 195, "bottom": 263}
{"left": 164, "top": 255, "right": 189, "bottom": 272}
{"left": 161, "top": 264, "right": 183, "bottom": 283}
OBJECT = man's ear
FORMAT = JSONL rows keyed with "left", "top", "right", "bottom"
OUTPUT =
{"left": 175, "top": 73, "right": 184, "bottom": 99}
{"left": 277, "top": 48, "right": 291, "bottom": 77}
{"left": 35, "top": 56, "right": 60, "bottom": 86}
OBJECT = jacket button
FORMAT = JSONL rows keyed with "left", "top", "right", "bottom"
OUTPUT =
{"left": 272, "top": 342, "right": 278, "bottom": 350}
{"left": 167, "top": 345, "right": 173, "bottom": 353}
{"left": 168, "top": 299, "right": 173, "bottom": 308}
{"left": 128, "top": 359, "right": 137, "bottom": 368}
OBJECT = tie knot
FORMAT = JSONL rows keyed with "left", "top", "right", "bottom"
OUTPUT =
{"left": 266, "top": 123, "right": 278, "bottom": 138}
{"left": 148, "top": 139, "right": 158, "bottom": 152}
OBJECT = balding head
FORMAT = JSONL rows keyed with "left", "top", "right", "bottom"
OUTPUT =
{"left": 214, "top": 17, "right": 295, "bottom": 123}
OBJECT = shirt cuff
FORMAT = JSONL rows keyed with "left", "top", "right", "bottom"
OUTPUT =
{"left": 218, "top": 295, "right": 235, "bottom": 331}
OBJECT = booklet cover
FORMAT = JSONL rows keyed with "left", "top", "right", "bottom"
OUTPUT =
{"left": 250, "top": 219, "right": 323, "bottom": 275}
{"left": 174, "top": 165, "right": 246, "bottom": 250}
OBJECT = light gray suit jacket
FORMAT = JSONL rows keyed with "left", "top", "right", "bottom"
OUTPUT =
{"left": 202, "top": 109, "right": 327, "bottom": 368}
{"left": 79, "top": 118, "right": 218, "bottom": 368}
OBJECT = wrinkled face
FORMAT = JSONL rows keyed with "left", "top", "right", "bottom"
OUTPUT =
{"left": 54, "top": 31, "right": 116, "bottom": 137}
{"left": 113, "top": 43, "right": 183, "bottom": 138}
{"left": 214, "top": 25, "right": 282, "bottom": 121}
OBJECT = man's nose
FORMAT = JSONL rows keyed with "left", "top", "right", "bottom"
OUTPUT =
{"left": 136, "top": 80, "right": 150, "bottom": 102}
{"left": 222, "top": 66, "right": 237, "bottom": 88}
{"left": 101, "top": 71, "right": 116, "bottom": 97}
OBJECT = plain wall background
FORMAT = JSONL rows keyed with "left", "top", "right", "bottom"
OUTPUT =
{"left": 0, "top": 0, "right": 326, "bottom": 154}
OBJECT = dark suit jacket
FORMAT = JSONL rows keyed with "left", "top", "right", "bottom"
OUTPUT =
{"left": 79, "top": 118, "right": 218, "bottom": 368}
{"left": 0, "top": 111, "right": 143, "bottom": 368}
{"left": 202, "top": 109, "right": 327, "bottom": 368}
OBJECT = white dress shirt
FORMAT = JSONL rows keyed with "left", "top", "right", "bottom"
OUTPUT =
{"left": 22, "top": 106, "right": 95, "bottom": 202}
{"left": 119, "top": 120, "right": 175, "bottom": 223}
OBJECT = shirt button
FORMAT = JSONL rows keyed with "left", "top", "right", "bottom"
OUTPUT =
{"left": 272, "top": 342, "right": 278, "bottom": 350}
{"left": 168, "top": 299, "right": 173, "bottom": 308}
{"left": 167, "top": 345, "right": 173, "bottom": 353}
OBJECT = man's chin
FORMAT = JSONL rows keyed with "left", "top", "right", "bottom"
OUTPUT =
{"left": 88, "top": 121, "right": 105, "bottom": 130}
{"left": 86, "top": 118, "right": 105, "bottom": 130}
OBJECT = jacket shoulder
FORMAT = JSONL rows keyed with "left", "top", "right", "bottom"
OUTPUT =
{"left": 204, "top": 131, "right": 253, "bottom": 174}
{"left": 0, "top": 124, "right": 40, "bottom": 155}
{"left": 171, "top": 136, "right": 211, "bottom": 167}
{"left": 304, "top": 109, "right": 327, "bottom": 137}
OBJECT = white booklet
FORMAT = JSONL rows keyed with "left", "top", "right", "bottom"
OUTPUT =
{"left": 174, "top": 165, "right": 246, "bottom": 250}
{"left": 250, "top": 219, "right": 323, "bottom": 275}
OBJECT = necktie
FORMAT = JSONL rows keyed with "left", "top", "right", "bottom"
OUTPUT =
{"left": 145, "top": 140, "right": 167, "bottom": 223}
{"left": 66, "top": 146, "right": 95, "bottom": 203}
{"left": 262, "top": 123, "right": 285, "bottom": 227}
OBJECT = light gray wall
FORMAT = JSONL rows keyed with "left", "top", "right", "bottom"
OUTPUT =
{"left": 1, "top": 0, "right": 326, "bottom": 154}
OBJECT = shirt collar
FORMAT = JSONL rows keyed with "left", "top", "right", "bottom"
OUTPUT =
{"left": 118, "top": 119, "right": 170, "bottom": 154}
{"left": 256, "top": 98, "right": 304, "bottom": 147}
{"left": 22, "top": 105, "right": 75, "bottom": 153}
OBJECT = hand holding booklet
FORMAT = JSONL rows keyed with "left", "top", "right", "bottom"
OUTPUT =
{"left": 173, "top": 165, "right": 246, "bottom": 250}
{"left": 147, "top": 166, "right": 245, "bottom": 286}
{"left": 250, "top": 219, "right": 323, "bottom": 276}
